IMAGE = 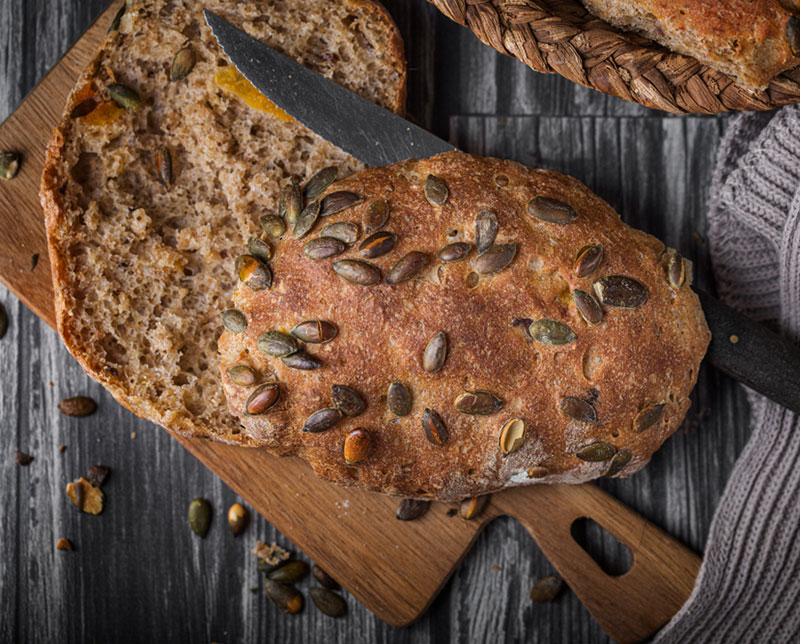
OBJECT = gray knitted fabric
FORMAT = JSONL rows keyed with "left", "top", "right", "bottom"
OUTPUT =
{"left": 655, "top": 106, "right": 800, "bottom": 643}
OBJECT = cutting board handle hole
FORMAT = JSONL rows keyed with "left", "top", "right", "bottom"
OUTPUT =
{"left": 570, "top": 517, "right": 632, "bottom": 577}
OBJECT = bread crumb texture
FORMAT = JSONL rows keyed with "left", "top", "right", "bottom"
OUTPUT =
{"left": 40, "top": 0, "right": 406, "bottom": 442}
{"left": 219, "top": 151, "right": 711, "bottom": 500}
{"left": 581, "top": 0, "right": 799, "bottom": 88}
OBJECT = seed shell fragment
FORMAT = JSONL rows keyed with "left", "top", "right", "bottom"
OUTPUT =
{"left": 475, "top": 210, "right": 499, "bottom": 254}
{"left": 460, "top": 495, "right": 489, "bottom": 520}
{"left": 0, "top": 152, "right": 21, "bottom": 180}
{"left": 396, "top": 498, "right": 430, "bottom": 521}
{"left": 530, "top": 575, "right": 565, "bottom": 603}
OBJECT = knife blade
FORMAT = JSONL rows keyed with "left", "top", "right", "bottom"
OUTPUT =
{"left": 205, "top": 11, "right": 800, "bottom": 414}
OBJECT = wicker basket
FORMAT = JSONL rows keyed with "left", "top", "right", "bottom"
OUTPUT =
{"left": 430, "top": 0, "right": 800, "bottom": 114}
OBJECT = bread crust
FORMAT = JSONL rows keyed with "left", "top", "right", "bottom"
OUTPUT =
{"left": 39, "top": 0, "right": 406, "bottom": 444}
{"left": 581, "top": 0, "right": 800, "bottom": 88}
{"left": 219, "top": 151, "right": 711, "bottom": 500}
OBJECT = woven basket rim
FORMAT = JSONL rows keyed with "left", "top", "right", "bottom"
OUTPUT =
{"left": 431, "top": 0, "right": 800, "bottom": 114}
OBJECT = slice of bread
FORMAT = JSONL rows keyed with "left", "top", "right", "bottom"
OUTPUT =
{"left": 40, "top": 0, "right": 406, "bottom": 443}
{"left": 218, "top": 151, "right": 710, "bottom": 500}
{"left": 581, "top": 0, "right": 800, "bottom": 89}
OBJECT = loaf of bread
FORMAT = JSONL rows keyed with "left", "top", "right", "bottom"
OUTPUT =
{"left": 39, "top": 0, "right": 406, "bottom": 443}
{"left": 218, "top": 151, "right": 711, "bottom": 501}
{"left": 580, "top": 0, "right": 800, "bottom": 89}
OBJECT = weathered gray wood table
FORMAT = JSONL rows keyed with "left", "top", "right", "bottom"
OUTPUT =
{"left": 0, "top": 1, "right": 750, "bottom": 642}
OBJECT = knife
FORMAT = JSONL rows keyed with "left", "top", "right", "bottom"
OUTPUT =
{"left": 205, "top": 10, "right": 800, "bottom": 414}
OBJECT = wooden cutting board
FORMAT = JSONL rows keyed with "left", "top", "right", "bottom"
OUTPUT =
{"left": 0, "top": 4, "right": 702, "bottom": 642}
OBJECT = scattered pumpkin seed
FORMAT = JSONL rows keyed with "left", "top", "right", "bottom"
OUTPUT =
{"left": 0, "top": 303, "right": 9, "bottom": 340}
{"left": 499, "top": 418, "right": 526, "bottom": 456}
{"left": 86, "top": 464, "right": 109, "bottom": 487}
{"left": 264, "top": 578, "right": 303, "bottom": 614}
{"left": 511, "top": 318, "right": 534, "bottom": 342}
{"left": 293, "top": 199, "right": 321, "bottom": 239}
{"left": 634, "top": 403, "right": 666, "bottom": 433}
{"left": 789, "top": 16, "right": 800, "bottom": 56}
{"left": 303, "top": 408, "right": 343, "bottom": 433}
{"left": 387, "top": 382, "right": 412, "bottom": 416}
{"left": 386, "top": 251, "right": 428, "bottom": 284}
{"left": 310, "top": 588, "right": 347, "bottom": 618}
{"left": 576, "top": 442, "right": 617, "bottom": 462}
{"left": 304, "top": 236, "right": 346, "bottom": 260}
{"left": 396, "top": 498, "right": 430, "bottom": 521}
{"left": 15, "top": 451, "right": 33, "bottom": 466}
{"left": 363, "top": 199, "right": 390, "bottom": 232}
{"left": 606, "top": 450, "right": 632, "bottom": 477}
{"left": 530, "top": 319, "right": 576, "bottom": 346}
{"left": 107, "top": 3, "right": 125, "bottom": 33}
{"left": 475, "top": 243, "right": 517, "bottom": 274}
{"left": 171, "top": 47, "right": 196, "bottom": 81}
{"left": 280, "top": 180, "right": 302, "bottom": 225}
{"left": 321, "top": 191, "right": 362, "bottom": 217}
{"left": 438, "top": 242, "right": 472, "bottom": 263}
{"left": 475, "top": 209, "right": 498, "bottom": 254}
{"left": 221, "top": 309, "right": 247, "bottom": 333}
{"left": 527, "top": 466, "right": 549, "bottom": 479}
{"left": 304, "top": 166, "right": 338, "bottom": 201}
{"left": 0, "top": 152, "right": 21, "bottom": 180}
{"left": 260, "top": 214, "right": 287, "bottom": 238}
{"left": 312, "top": 565, "right": 340, "bottom": 590}
{"left": 188, "top": 498, "right": 211, "bottom": 537}
{"left": 424, "top": 174, "right": 449, "bottom": 206}
{"left": 67, "top": 477, "right": 104, "bottom": 514}
{"left": 574, "top": 244, "right": 604, "bottom": 278}
{"left": 422, "top": 331, "right": 447, "bottom": 373}
{"left": 58, "top": 396, "right": 97, "bottom": 417}
{"left": 594, "top": 275, "right": 648, "bottom": 308}
{"left": 228, "top": 503, "right": 248, "bottom": 536}
{"left": 321, "top": 221, "right": 359, "bottom": 245}
{"left": 291, "top": 320, "right": 338, "bottom": 344}
{"left": 245, "top": 384, "right": 280, "bottom": 415}
{"left": 248, "top": 236, "right": 272, "bottom": 262}
{"left": 236, "top": 255, "right": 272, "bottom": 290}
{"left": 269, "top": 560, "right": 310, "bottom": 583}
{"left": 530, "top": 575, "right": 565, "bottom": 603}
{"left": 344, "top": 428, "right": 372, "bottom": 464}
{"left": 333, "top": 259, "right": 381, "bottom": 286}
{"left": 666, "top": 251, "right": 686, "bottom": 289}
{"left": 331, "top": 385, "right": 366, "bottom": 416}
{"left": 460, "top": 495, "right": 489, "bottom": 520}
{"left": 281, "top": 350, "right": 322, "bottom": 370}
{"left": 56, "top": 538, "right": 73, "bottom": 551}
{"left": 573, "top": 290, "right": 603, "bottom": 325}
{"left": 528, "top": 196, "right": 578, "bottom": 224}
{"left": 466, "top": 271, "right": 480, "bottom": 288}
{"left": 454, "top": 390, "right": 504, "bottom": 415}
{"left": 560, "top": 397, "right": 598, "bottom": 423}
{"left": 257, "top": 331, "right": 298, "bottom": 357}
{"left": 359, "top": 231, "right": 396, "bottom": 258}
{"left": 422, "top": 408, "right": 448, "bottom": 446}
{"left": 227, "top": 364, "right": 257, "bottom": 387}
{"left": 108, "top": 83, "right": 141, "bottom": 111}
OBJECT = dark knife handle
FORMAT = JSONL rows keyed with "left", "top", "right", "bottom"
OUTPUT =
{"left": 699, "top": 291, "right": 800, "bottom": 414}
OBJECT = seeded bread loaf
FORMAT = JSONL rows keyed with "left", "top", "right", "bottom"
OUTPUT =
{"left": 218, "top": 151, "right": 711, "bottom": 501}
{"left": 580, "top": 0, "right": 800, "bottom": 89}
{"left": 40, "top": 0, "right": 405, "bottom": 443}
